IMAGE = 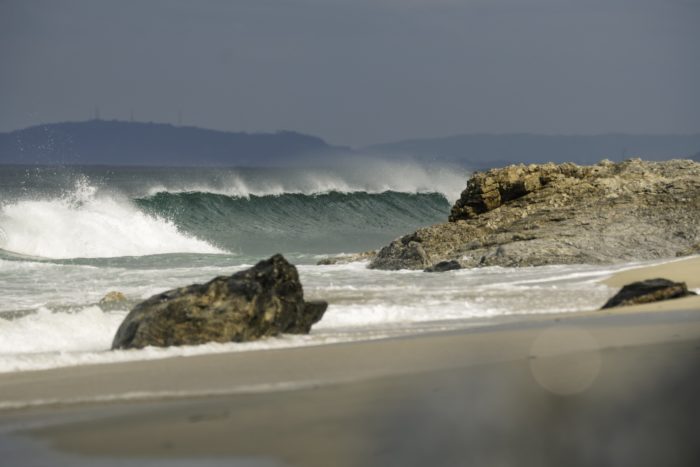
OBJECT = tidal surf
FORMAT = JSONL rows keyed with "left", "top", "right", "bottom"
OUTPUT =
{"left": 0, "top": 164, "right": 630, "bottom": 373}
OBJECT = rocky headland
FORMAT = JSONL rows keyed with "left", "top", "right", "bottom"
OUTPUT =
{"left": 369, "top": 159, "right": 700, "bottom": 270}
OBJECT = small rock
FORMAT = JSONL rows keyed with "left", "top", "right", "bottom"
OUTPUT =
{"left": 601, "top": 278, "right": 697, "bottom": 309}
{"left": 98, "top": 291, "right": 128, "bottom": 311}
{"left": 371, "top": 239, "right": 431, "bottom": 270}
{"left": 425, "top": 260, "right": 462, "bottom": 272}
{"left": 112, "top": 254, "right": 327, "bottom": 350}
{"left": 317, "top": 250, "right": 377, "bottom": 265}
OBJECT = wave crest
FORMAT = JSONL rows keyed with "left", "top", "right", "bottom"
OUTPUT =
{"left": 0, "top": 181, "right": 222, "bottom": 259}
{"left": 136, "top": 190, "right": 450, "bottom": 256}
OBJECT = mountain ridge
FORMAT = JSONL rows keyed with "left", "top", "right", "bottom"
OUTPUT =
{"left": 0, "top": 120, "right": 349, "bottom": 167}
{"left": 1, "top": 120, "right": 699, "bottom": 167}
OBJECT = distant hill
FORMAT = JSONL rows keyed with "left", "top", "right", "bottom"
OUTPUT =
{"left": 3, "top": 121, "right": 699, "bottom": 168}
{"left": 0, "top": 120, "right": 348, "bottom": 166}
{"left": 365, "top": 133, "right": 700, "bottom": 168}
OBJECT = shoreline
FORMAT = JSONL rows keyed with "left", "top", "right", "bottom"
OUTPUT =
{"left": 0, "top": 256, "right": 698, "bottom": 408}
{"left": 603, "top": 255, "right": 700, "bottom": 289}
{"left": 1, "top": 256, "right": 699, "bottom": 465}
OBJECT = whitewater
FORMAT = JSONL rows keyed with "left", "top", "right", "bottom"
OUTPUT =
{"left": 0, "top": 164, "right": 632, "bottom": 373}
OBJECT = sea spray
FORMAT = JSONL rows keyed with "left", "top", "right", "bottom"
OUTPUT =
{"left": 135, "top": 161, "right": 468, "bottom": 202}
{"left": 0, "top": 161, "right": 468, "bottom": 203}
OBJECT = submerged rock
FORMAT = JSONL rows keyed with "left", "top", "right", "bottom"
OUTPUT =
{"left": 112, "top": 254, "right": 327, "bottom": 350}
{"left": 370, "top": 159, "right": 700, "bottom": 270}
{"left": 98, "top": 291, "right": 128, "bottom": 311}
{"left": 316, "top": 250, "right": 377, "bottom": 265}
{"left": 425, "top": 260, "right": 462, "bottom": 273}
{"left": 601, "top": 278, "right": 696, "bottom": 309}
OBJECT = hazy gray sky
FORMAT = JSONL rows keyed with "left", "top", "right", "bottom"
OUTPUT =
{"left": 1, "top": 0, "right": 698, "bottom": 146}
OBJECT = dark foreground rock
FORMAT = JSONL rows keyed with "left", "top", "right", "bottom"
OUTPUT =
{"left": 602, "top": 278, "right": 696, "bottom": 309}
{"left": 112, "top": 254, "right": 327, "bottom": 350}
{"left": 370, "top": 159, "right": 700, "bottom": 270}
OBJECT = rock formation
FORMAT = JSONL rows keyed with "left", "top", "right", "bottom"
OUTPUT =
{"left": 112, "top": 254, "right": 327, "bottom": 350}
{"left": 601, "top": 278, "right": 696, "bottom": 309}
{"left": 369, "top": 159, "right": 700, "bottom": 270}
{"left": 98, "top": 291, "right": 128, "bottom": 311}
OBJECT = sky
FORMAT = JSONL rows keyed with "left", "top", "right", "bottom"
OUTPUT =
{"left": 1, "top": 0, "right": 699, "bottom": 147}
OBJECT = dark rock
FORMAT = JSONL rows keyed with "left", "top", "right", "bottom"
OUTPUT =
{"left": 112, "top": 254, "right": 327, "bottom": 350}
{"left": 425, "top": 260, "right": 462, "bottom": 272}
{"left": 449, "top": 165, "right": 548, "bottom": 221}
{"left": 601, "top": 278, "right": 697, "bottom": 309}
{"left": 373, "top": 239, "right": 431, "bottom": 270}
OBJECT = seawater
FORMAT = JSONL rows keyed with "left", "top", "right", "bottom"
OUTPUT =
{"left": 0, "top": 164, "right": 627, "bottom": 373}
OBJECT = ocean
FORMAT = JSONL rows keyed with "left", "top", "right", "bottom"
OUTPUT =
{"left": 0, "top": 163, "right": 631, "bottom": 373}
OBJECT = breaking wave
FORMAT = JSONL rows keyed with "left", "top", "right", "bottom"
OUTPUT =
{"left": 0, "top": 180, "right": 450, "bottom": 259}
{"left": 0, "top": 182, "right": 222, "bottom": 259}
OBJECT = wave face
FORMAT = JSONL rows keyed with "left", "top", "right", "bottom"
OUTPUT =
{"left": 135, "top": 190, "right": 450, "bottom": 255}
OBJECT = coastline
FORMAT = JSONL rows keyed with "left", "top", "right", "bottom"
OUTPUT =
{"left": 1, "top": 256, "right": 699, "bottom": 465}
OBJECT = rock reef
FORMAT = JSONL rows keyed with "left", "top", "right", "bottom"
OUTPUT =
{"left": 112, "top": 254, "right": 327, "bottom": 350}
{"left": 370, "top": 159, "right": 700, "bottom": 270}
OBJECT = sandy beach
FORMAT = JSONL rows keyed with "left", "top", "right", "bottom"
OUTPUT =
{"left": 1, "top": 257, "right": 699, "bottom": 466}
{"left": 604, "top": 255, "right": 700, "bottom": 289}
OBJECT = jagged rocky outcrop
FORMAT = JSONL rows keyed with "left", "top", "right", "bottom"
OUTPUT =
{"left": 370, "top": 159, "right": 700, "bottom": 270}
{"left": 112, "top": 254, "right": 327, "bottom": 350}
{"left": 601, "top": 278, "right": 696, "bottom": 309}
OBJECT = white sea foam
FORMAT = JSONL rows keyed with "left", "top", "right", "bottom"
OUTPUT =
{"left": 0, "top": 259, "right": 638, "bottom": 374}
{"left": 0, "top": 306, "right": 124, "bottom": 354}
{"left": 0, "top": 304, "right": 395, "bottom": 373}
{"left": 0, "top": 180, "right": 222, "bottom": 259}
{"left": 0, "top": 302, "right": 489, "bottom": 374}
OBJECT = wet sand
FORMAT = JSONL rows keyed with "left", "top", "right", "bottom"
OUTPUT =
{"left": 605, "top": 255, "right": 700, "bottom": 289}
{"left": 1, "top": 257, "right": 699, "bottom": 466}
